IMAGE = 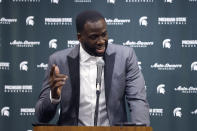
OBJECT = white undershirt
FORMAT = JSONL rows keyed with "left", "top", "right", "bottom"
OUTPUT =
{"left": 78, "top": 45, "right": 109, "bottom": 126}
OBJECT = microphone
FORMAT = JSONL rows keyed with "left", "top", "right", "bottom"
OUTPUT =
{"left": 94, "top": 57, "right": 105, "bottom": 126}
{"left": 96, "top": 58, "right": 105, "bottom": 92}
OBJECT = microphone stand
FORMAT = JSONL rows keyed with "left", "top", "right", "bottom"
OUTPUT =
{"left": 94, "top": 58, "right": 104, "bottom": 126}
{"left": 94, "top": 83, "right": 101, "bottom": 126}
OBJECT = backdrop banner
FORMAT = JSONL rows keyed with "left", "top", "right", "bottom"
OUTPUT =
{"left": 0, "top": 0, "right": 197, "bottom": 131}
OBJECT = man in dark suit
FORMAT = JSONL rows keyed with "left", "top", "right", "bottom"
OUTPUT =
{"left": 35, "top": 10, "right": 150, "bottom": 126}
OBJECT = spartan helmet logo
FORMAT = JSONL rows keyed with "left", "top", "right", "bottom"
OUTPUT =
{"left": 26, "top": 16, "right": 34, "bottom": 26}
{"left": 51, "top": 0, "right": 59, "bottom": 4}
{"left": 173, "top": 107, "right": 182, "bottom": 117}
{"left": 108, "top": 39, "right": 114, "bottom": 44}
{"left": 157, "top": 84, "right": 165, "bottom": 94}
{"left": 20, "top": 61, "right": 28, "bottom": 71}
{"left": 139, "top": 16, "right": 148, "bottom": 26}
{"left": 191, "top": 62, "right": 197, "bottom": 71}
{"left": 163, "top": 39, "right": 171, "bottom": 49}
{"left": 1, "top": 107, "right": 10, "bottom": 117}
{"left": 107, "top": 0, "right": 115, "bottom": 4}
{"left": 49, "top": 39, "right": 57, "bottom": 49}
{"left": 191, "top": 109, "right": 197, "bottom": 115}
{"left": 165, "top": 0, "right": 173, "bottom": 3}
{"left": 138, "top": 61, "right": 142, "bottom": 70}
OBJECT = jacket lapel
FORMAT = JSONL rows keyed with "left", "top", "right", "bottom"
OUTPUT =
{"left": 104, "top": 48, "right": 115, "bottom": 104}
{"left": 67, "top": 45, "right": 80, "bottom": 123}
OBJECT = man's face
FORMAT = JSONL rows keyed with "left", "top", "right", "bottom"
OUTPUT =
{"left": 77, "top": 19, "right": 108, "bottom": 56}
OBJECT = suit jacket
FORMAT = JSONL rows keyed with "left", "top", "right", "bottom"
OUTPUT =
{"left": 35, "top": 44, "right": 150, "bottom": 126}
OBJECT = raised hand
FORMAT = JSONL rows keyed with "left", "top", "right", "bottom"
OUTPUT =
{"left": 49, "top": 64, "right": 67, "bottom": 99}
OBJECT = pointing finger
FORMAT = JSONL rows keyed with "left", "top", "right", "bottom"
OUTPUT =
{"left": 54, "top": 65, "right": 60, "bottom": 76}
{"left": 50, "top": 64, "right": 55, "bottom": 77}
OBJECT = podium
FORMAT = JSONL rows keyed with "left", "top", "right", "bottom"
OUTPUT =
{"left": 34, "top": 126, "right": 152, "bottom": 131}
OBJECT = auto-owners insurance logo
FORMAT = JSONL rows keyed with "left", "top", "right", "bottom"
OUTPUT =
{"left": 105, "top": 18, "right": 131, "bottom": 25}
{"left": 151, "top": 63, "right": 182, "bottom": 70}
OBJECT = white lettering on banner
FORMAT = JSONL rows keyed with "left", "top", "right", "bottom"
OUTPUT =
{"left": 126, "top": 0, "right": 154, "bottom": 3}
{"left": 10, "top": 40, "right": 40, "bottom": 47}
{"left": 12, "top": 0, "right": 40, "bottom": 2}
{"left": 123, "top": 41, "right": 154, "bottom": 48}
{"left": 164, "top": 0, "right": 173, "bottom": 3}
{"left": 45, "top": 18, "right": 72, "bottom": 25}
{"left": 20, "top": 108, "right": 35, "bottom": 116}
{"left": 105, "top": 18, "right": 131, "bottom": 25}
{"left": 51, "top": 0, "right": 60, "bottom": 4}
{"left": 67, "top": 40, "right": 80, "bottom": 48}
{"left": 150, "top": 63, "right": 182, "bottom": 70}
{"left": 74, "top": 0, "right": 91, "bottom": 2}
{"left": 107, "top": 0, "right": 115, "bottom": 4}
{"left": 4, "top": 85, "right": 33, "bottom": 93}
{"left": 0, "top": 17, "right": 17, "bottom": 24}
{"left": 158, "top": 17, "right": 187, "bottom": 25}
{"left": 0, "top": 62, "right": 10, "bottom": 70}
{"left": 189, "top": 0, "right": 197, "bottom": 2}
{"left": 174, "top": 86, "right": 197, "bottom": 93}
{"left": 149, "top": 108, "right": 163, "bottom": 116}
{"left": 37, "top": 63, "right": 48, "bottom": 70}
{"left": 182, "top": 40, "right": 197, "bottom": 47}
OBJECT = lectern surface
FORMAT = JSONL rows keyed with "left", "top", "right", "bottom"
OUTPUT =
{"left": 34, "top": 126, "right": 152, "bottom": 131}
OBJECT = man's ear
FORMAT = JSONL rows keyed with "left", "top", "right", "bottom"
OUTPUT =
{"left": 77, "top": 33, "right": 82, "bottom": 43}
